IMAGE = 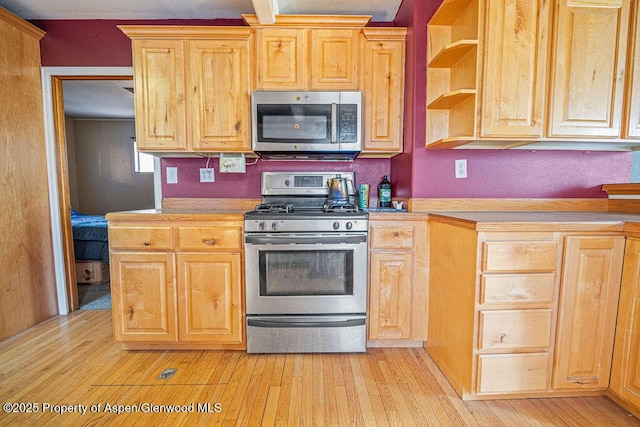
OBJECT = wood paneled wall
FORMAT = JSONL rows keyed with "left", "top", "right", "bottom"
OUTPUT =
{"left": 0, "top": 8, "right": 58, "bottom": 341}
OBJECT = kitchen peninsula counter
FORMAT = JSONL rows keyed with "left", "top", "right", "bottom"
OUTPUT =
{"left": 428, "top": 211, "right": 640, "bottom": 232}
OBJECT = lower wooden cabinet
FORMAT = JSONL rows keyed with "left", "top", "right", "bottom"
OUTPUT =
{"left": 553, "top": 236, "right": 625, "bottom": 390}
{"left": 176, "top": 252, "right": 242, "bottom": 343}
{"left": 111, "top": 252, "right": 177, "bottom": 342}
{"left": 427, "top": 218, "right": 626, "bottom": 400}
{"left": 367, "top": 216, "right": 428, "bottom": 342}
{"left": 610, "top": 237, "right": 640, "bottom": 412}
{"left": 108, "top": 217, "right": 245, "bottom": 350}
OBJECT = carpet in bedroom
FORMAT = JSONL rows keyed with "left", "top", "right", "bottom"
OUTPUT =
{"left": 77, "top": 282, "right": 111, "bottom": 310}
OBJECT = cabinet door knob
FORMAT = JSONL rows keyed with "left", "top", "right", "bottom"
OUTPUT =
{"left": 143, "top": 241, "right": 151, "bottom": 246}
{"left": 202, "top": 239, "right": 216, "bottom": 246}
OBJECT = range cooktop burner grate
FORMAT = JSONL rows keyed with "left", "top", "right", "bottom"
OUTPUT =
{"left": 323, "top": 203, "right": 361, "bottom": 213}
{"left": 254, "top": 203, "right": 295, "bottom": 214}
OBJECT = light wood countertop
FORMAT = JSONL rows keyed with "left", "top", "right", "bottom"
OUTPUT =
{"left": 428, "top": 211, "right": 640, "bottom": 232}
{"left": 105, "top": 208, "right": 246, "bottom": 222}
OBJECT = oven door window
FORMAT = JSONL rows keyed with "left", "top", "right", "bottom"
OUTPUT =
{"left": 258, "top": 250, "right": 353, "bottom": 296}
{"left": 257, "top": 104, "right": 332, "bottom": 144}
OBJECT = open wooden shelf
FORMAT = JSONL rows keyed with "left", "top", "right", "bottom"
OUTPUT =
{"left": 426, "top": 136, "right": 475, "bottom": 149}
{"left": 428, "top": 40, "right": 477, "bottom": 68}
{"left": 429, "top": 0, "right": 475, "bottom": 26}
{"left": 427, "top": 89, "right": 476, "bottom": 109}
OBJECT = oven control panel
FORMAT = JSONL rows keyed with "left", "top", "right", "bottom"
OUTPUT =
{"left": 245, "top": 218, "right": 367, "bottom": 233}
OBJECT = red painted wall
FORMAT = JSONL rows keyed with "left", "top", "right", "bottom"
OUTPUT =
{"left": 34, "top": 9, "right": 631, "bottom": 200}
{"left": 392, "top": 0, "right": 631, "bottom": 199}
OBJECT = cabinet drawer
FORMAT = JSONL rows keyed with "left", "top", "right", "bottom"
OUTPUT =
{"left": 482, "top": 241, "right": 558, "bottom": 272}
{"left": 370, "top": 224, "right": 415, "bottom": 249}
{"left": 109, "top": 225, "right": 174, "bottom": 250}
{"left": 479, "top": 309, "right": 552, "bottom": 350}
{"left": 176, "top": 226, "right": 242, "bottom": 251}
{"left": 477, "top": 353, "right": 549, "bottom": 394}
{"left": 480, "top": 274, "right": 555, "bottom": 305}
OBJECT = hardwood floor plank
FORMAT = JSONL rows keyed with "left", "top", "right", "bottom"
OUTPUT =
{"left": 287, "top": 376, "right": 303, "bottom": 426}
{"left": 261, "top": 386, "right": 280, "bottom": 426}
{"left": 274, "top": 354, "right": 295, "bottom": 424}
{"left": 1, "top": 311, "right": 640, "bottom": 426}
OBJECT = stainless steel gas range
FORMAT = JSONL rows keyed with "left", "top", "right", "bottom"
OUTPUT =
{"left": 244, "top": 171, "right": 368, "bottom": 353}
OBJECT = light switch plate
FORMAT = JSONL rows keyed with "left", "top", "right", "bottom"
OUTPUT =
{"left": 166, "top": 167, "right": 178, "bottom": 184}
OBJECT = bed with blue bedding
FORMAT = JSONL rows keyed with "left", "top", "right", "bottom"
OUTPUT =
{"left": 71, "top": 210, "right": 109, "bottom": 264}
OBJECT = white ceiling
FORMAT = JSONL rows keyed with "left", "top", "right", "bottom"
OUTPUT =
{"left": 62, "top": 80, "right": 135, "bottom": 120}
{"left": 1, "top": 0, "right": 403, "bottom": 120}
{"left": 0, "top": 0, "right": 402, "bottom": 22}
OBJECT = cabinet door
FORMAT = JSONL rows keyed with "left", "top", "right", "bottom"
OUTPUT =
{"left": 362, "top": 37, "right": 405, "bottom": 155}
{"left": 188, "top": 39, "right": 251, "bottom": 152}
{"left": 176, "top": 253, "right": 243, "bottom": 343}
{"left": 110, "top": 252, "right": 176, "bottom": 342}
{"left": 611, "top": 238, "right": 640, "bottom": 406}
{"left": 480, "top": 0, "right": 550, "bottom": 138}
{"left": 624, "top": 1, "right": 640, "bottom": 138}
{"left": 255, "top": 28, "right": 306, "bottom": 90}
{"left": 553, "top": 236, "right": 625, "bottom": 389}
{"left": 548, "top": 0, "right": 630, "bottom": 138}
{"left": 131, "top": 39, "right": 187, "bottom": 151}
{"left": 369, "top": 251, "right": 413, "bottom": 340}
{"left": 310, "top": 29, "right": 360, "bottom": 90}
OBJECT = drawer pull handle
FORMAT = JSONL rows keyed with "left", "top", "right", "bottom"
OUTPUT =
{"left": 499, "top": 334, "right": 506, "bottom": 343}
{"left": 202, "top": 239, "right": 217, "bottom": 246}
{"left": 143, "top": 242, "right": 151, "bottom": 246}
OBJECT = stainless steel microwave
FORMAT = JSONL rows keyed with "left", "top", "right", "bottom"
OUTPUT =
{"left": 251, "top": 91, "right": 362, "bottom": 160}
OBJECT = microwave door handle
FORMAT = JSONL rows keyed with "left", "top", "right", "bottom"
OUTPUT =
{"left": 331, "top": 103, "right": 337, "bottom": 143}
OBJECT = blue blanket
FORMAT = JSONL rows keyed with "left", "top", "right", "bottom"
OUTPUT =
{"left": 71, "top": 210, "right": 109, "bottom": 263}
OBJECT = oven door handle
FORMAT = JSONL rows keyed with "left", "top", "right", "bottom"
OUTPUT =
{"left": 248, "top": 318, "right": 365, "bottom": 328}
{"left": 244, "top": 235, "right": 366, "bottom": 245}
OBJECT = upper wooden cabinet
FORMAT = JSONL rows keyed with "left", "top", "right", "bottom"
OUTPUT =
{"left": 548, "top": 0, "right": 630, "bottom": 138}
{"left": 624, "top": 0, "right": 640, "bottom": 138}
{"left": 123, "top": 18, "right": 406, "bottom": 157}
{"left": 361, "top": 29, "right": 406, "bottom": 156}
{"left": 120, "top": 26, "right": 253, "bottom": 154}
{"left": 255, "top": 28, "right": 306, "bottom": 90}
{"left": 130, "top": 39, "right": 187, "bottom": 151}
{"left": 426, "top": 0, "right": 640, "bottom": 150}
{"left": 246, "top": 15, "right": 368, "bottom": 91}
{"left": 245, "top": 15, "right": 407, "bottom": 157}
{"left": 480, "top": 0, "right": 550, "bottom": 139}
{"left": 426, "top": 0, "right": 551, "bottom": 148}
{"left": 188, "top": 39, "right": 251, "bottom": 152}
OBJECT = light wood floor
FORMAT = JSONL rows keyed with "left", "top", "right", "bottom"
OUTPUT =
{"left": 0, "top": 310, "right": 638, "bottom": 426}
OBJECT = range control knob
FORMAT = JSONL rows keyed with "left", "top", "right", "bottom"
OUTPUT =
{"left": 271, "top": 221, "right": 279, "bottom": 231}
{"left": 333, "top": 221, "right": 340, "bottom": 230}
{"left": 346, "top": 221, "right": 353, "bottom": 230}
{"left": 258, "top": 221, "right": 267, "bottom": 231}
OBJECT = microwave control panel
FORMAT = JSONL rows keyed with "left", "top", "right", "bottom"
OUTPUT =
{"left": 338, "top": 105, "right": 358, "bottom": 143}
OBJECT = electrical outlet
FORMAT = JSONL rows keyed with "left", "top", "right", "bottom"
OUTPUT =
{"left": 166, "top": 167, "right": 178, "bottom": 184}
{"left": 219, "top": 153, "right": 246, "bottom": 173}
{"left": 455, "top": 159, "right": 467, "bottom": 179}
{"left": 200, "top": 168, "right": 215, "bottom": 183}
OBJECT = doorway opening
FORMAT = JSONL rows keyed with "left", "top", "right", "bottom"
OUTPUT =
{"left": 42, "top": 67, "right": 161, "bottom": 314}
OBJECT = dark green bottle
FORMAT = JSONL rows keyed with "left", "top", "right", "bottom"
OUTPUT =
{"left": 378, "top": 175, "right": 392, "bottom": 208}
